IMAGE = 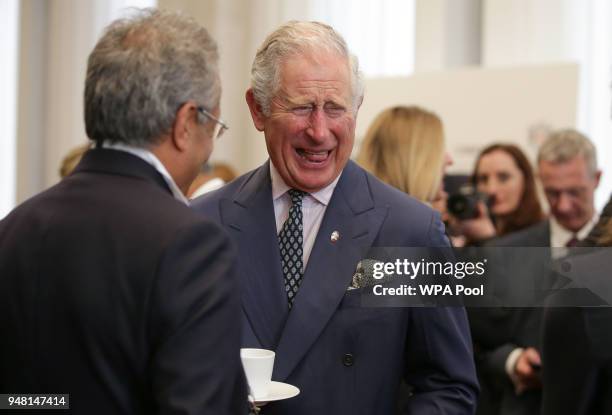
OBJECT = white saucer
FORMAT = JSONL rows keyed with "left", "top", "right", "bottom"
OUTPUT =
{"left": 252, "top": 381, "right": 300, "bottom": 404}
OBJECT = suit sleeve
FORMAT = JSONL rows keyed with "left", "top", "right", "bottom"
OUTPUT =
{"left": 402, "top": 211, "right": 479, "bottom": 414}
{"left": 541, "top": 295, "right": 594, "bottom": 415}
{"left": 148, "top": 220, "right": 247, "bottom": 415}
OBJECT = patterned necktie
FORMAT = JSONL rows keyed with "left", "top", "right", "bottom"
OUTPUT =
{"left": 566, "top": 235, "right": 579, "bottom": 247}
{"left": 279, "top": 189, "right": 305, "bottom": 308}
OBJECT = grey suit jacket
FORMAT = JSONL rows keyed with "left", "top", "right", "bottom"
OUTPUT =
{"left": 490, "top": 220, "right": 550, "bottom": 247}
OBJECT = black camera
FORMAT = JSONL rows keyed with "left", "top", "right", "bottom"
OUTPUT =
{"left": 447, "top": 185, "right": 490, "bottom": 220}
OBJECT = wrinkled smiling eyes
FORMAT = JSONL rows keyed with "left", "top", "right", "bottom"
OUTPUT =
{"left": 291, "top": 105, "right": 346, "bottom": 118}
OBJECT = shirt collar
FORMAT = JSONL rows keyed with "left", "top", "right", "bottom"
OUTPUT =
{"left": 269, "top": 161, "right": 341, "bottom": 206}
{"left": 550, "top": 213, "right": 600, "bottom": 246}
{"left": 101, "top": 141, "right": 189, "bottom": 205}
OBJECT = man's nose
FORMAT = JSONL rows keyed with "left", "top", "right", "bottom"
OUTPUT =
{"left": 556, "top": 192, "right": 573, "bottom": 212}
{"left": 306, "top": 109, "right": 328, "bottom": 142}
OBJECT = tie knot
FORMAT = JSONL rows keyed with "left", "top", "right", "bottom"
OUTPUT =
{"left": 288, "top": 189, "right": 306, "bottom": 205}
{"left": 566, "top": 235, "right": 579, "bottom": 247}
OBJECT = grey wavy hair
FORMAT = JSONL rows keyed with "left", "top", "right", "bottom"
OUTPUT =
{"left": 84, "top": 8, "right": 220, "bottom": 146}
{"left": 250, "top": 20, "right": 364, "bottom": 116}
{"left": 538, "top": 128, "right": 598, "bottom": 176}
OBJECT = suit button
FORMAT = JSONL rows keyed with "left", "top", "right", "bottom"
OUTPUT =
{"left": 342, "top": 353, "right": 354, "bottom": 367}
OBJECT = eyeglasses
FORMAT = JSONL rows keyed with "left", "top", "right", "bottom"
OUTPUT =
{"left": 197, "top": 107, "right": 229, "bottom": 140}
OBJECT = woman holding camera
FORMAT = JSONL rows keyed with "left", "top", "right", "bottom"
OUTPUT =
{"left": 463, "top": 144, "right": 546, "bottom": 415}
{"left": 453, "top": 143, "right": 545, "bottom": 245}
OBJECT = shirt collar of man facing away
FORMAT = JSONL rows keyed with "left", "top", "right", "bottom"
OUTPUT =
{"left": 102, "top": 141, "right": 190, "bottom": 205}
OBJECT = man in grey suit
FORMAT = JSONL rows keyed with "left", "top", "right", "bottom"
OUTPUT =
{"left": 471, "top": 129, "right": 601, "bottom": 415}
{"left": 193, "top": 21, "right": 478, "bottom": 414}
{"left": 0, "top": 9, "right": 246, "bottom": 414}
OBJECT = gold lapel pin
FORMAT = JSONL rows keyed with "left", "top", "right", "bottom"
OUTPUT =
{"left": 330, "top": 230, "right": 340, "bottom": 243}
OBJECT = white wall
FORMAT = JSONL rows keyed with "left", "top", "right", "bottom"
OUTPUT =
{"left": 483, "top": 0, "right": 611, "bottom": 208}
{"left": 415, "top": 0, "right": 481, "bottom": 72}
{"left": 357, "top": 64, "right": 579, "bottom": 173}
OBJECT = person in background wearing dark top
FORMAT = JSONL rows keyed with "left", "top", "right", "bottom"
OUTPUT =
{"left": 580, "top": 194, "right": 612, "bottom": 245}
{"left": 0, "top": 9, "right": 246, "bottom": 415}
{"left": 451, "top": 143, "right": 545, "bottom": 246}
{"left": 470, "top": 130, "right": 601, "bottom": 415}
{"left": 356, "top": 105, "right": 453, "bottom": 212}
{"left": 541, "top": 196, "right": 612, "bottom": 415}
{"left": 192, "top": 20, "right": 478, "bottom": 415}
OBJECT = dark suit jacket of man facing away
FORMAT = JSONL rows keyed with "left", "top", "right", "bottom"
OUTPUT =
{"left": 541, "top": 267, "right": 612, "bottom": 415}
{"left": 0, "top": 149, "right": 246, "bottom": 415}
{"left": 541, "top": 194, "right": 612, "bottom": 415}
{"left": 469, "top": 220, "right": 550, "bottom": 415}
{"left": 192, "top": 160, "right": 479, "bottom": 415}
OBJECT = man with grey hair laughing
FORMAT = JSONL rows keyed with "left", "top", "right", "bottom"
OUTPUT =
{"left": 193, "top": 20, "right": 478, "bottom": 414}
{"left": 0, "top": 9, "right": 246, "bottom": 415}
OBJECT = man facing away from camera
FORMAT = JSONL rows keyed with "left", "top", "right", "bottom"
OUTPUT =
{"left": 0, "top": 9, "right": 246, "bottom": 415}
{"left": 192, "top": 20, "right": 478, "bottom": 415}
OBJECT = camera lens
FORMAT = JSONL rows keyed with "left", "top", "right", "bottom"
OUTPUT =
{"left": 448, "top": 194, "right": 479, "bottom": 220}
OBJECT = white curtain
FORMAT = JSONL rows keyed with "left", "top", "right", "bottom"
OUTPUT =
{"left": 0, "top": 0, "right": 19, "bottom": 218}
{"left": 309, "top": 0, "right": 415, "bottom": 76}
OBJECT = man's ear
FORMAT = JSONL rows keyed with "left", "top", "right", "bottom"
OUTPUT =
{"left": 171, "top": 101, "right": 197, "bottom": 151}
{"left": 594, "top": 169, "right": 602, "bottom": 188}
{"left": 353, "top": 95, "right": 364, "bottom": 117}
{"left": 246, "top": 89, "right": 266, "bottom": 131}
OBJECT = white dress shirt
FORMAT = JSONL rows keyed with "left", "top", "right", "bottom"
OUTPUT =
{"left": 549, "top": 214, "right": 599, "bottom": 248}
{"left": 270, "top": 162, "right": 341, "bottom": 269}
{"left": 101, "top": 141, "right": 189, "bottom": 205}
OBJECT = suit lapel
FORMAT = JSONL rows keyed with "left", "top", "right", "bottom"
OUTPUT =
{"left": 273, "top": 161, "right": 388, "bottom": 381}
{"left": 539, "top": 220, "right": 551, "bottom": 246}
{"left": 219, "top": 163, "right": 289, "bottom": 349}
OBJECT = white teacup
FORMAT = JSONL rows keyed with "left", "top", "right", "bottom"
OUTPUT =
{"left": 240, "top": 348, "right": 275, "bottom": 400}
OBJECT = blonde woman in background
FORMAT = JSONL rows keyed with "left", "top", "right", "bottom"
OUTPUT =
{"left": 59, "top": 143, "right": 91, "bottom": 178}
{"left": 357, "top": 105, "right": 452, "bottom": 217}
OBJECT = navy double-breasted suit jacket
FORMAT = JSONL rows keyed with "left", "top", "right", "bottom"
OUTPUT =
{"left": 193, "top": 160, "right": 478, "bottom": 414}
